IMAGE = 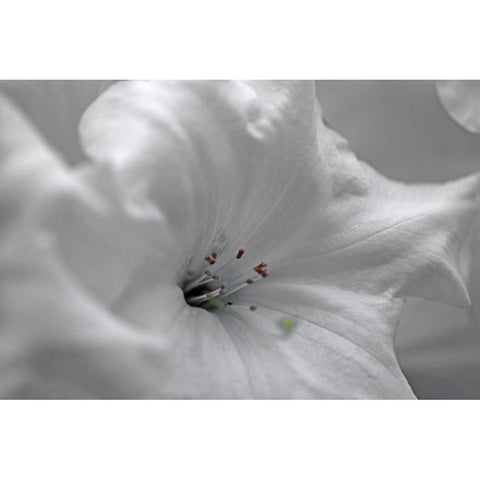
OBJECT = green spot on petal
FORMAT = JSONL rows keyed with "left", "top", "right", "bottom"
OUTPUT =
{"left": 279, "top": 317, "right": 297, "bottom": 331}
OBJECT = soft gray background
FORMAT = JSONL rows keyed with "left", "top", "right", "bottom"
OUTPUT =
{"left": 316, "top": 80, "right": 480, "bottom": 399}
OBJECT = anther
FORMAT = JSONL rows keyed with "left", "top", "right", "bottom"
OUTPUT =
{"left": 246, "top": 278, "right": 254, "bottom": 285}
{"left": 249, "top": 305, "right": 257, "bottom": 311}
{"left": 254, "top": 262, "right": 267, "bottom": 273}
{"left": 253, "top": 262, "right": 268, "bottom": 277}
{"left": 212, "top": 252, "right": 217, "bottom": 260}
{"left": 236, "top": 249, "right": 245, "bottom": 259}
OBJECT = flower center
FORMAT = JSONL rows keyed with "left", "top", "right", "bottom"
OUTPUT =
{"left": 183, "top": 248, "right": 268, "bottom": 312}
{"left": 182, "top": 248, "right": 298, "bottom": 335}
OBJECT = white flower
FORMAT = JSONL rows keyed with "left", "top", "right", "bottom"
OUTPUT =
{"left": 0, "top": 80, "right": 479, "bottom": 398}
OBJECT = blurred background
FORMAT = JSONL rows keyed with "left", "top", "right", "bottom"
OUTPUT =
{"left": 316, "top": 81, "right": 480, "bottom": 398}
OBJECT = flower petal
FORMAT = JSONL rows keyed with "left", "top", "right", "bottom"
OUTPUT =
{"left": 79, "top": 81, "right": 321, "bottom": 274}
{"left": 436, "top": 80, "right": 480, "bottom": 134}
{"left": 110, "top": 258, "right": 412, "bottom": 398}
{"left": 0, "top": 91, "right": 159, "bottom": 305}
{"left": 0, "top": 80, "right": 115, "bottom": 165}
{"left": 270, "top": 122, "right": 480, "bottom": 309}
{"left": 0, "top": 233, "right": 169, "bottom": 398}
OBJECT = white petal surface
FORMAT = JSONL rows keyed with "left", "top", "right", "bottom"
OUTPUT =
{"left": 316, "top": 81, "right": 480, "bottom": 398}
{"left": 436, "top": 80, "right": 480, "bottom": 134}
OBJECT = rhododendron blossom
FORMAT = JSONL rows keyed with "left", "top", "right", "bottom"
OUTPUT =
{"left": 0, "top": 80, "right": 479, "bottom": 398}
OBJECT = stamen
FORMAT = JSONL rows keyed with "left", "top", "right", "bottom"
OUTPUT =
{"left": 215, "top": 260, "right": 268, "bottom": 300}
{"left": 188, "top": 284, "right": 224, "bottom": 305}
{"left": 218, "top": 281, "right": 255, "bottom": 299}
{"left": 184, "top": 248, "right": 270, "bottom": 312}
{"left": 253, "top": 262, "right": 267, "bottom": 274}
{"left": 226, "top": 260, "right": 268, "bottom": 287}
{"left": 184, "top": 246, "right": 296, "bottom": 335}
{"left": 210, "top": 247, "right": 246, "bottom": 275}
{"left": 207, "top": 284, "right": 226, "bottom": 297}
{"left": 204, "top": 255, "right": 216, "bottom": 265}
{"left": 184, "top": 273, "right": 214, "bottom": 293}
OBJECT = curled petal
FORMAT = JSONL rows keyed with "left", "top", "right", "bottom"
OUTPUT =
{"left": 0, "top": 91, "right": 160, "bottom": 305}
{"left": 436, "top": 80, "right": 480, "bottom": 134}
{"left": 0, "top": 80, "right": 115, "bottom": 165}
